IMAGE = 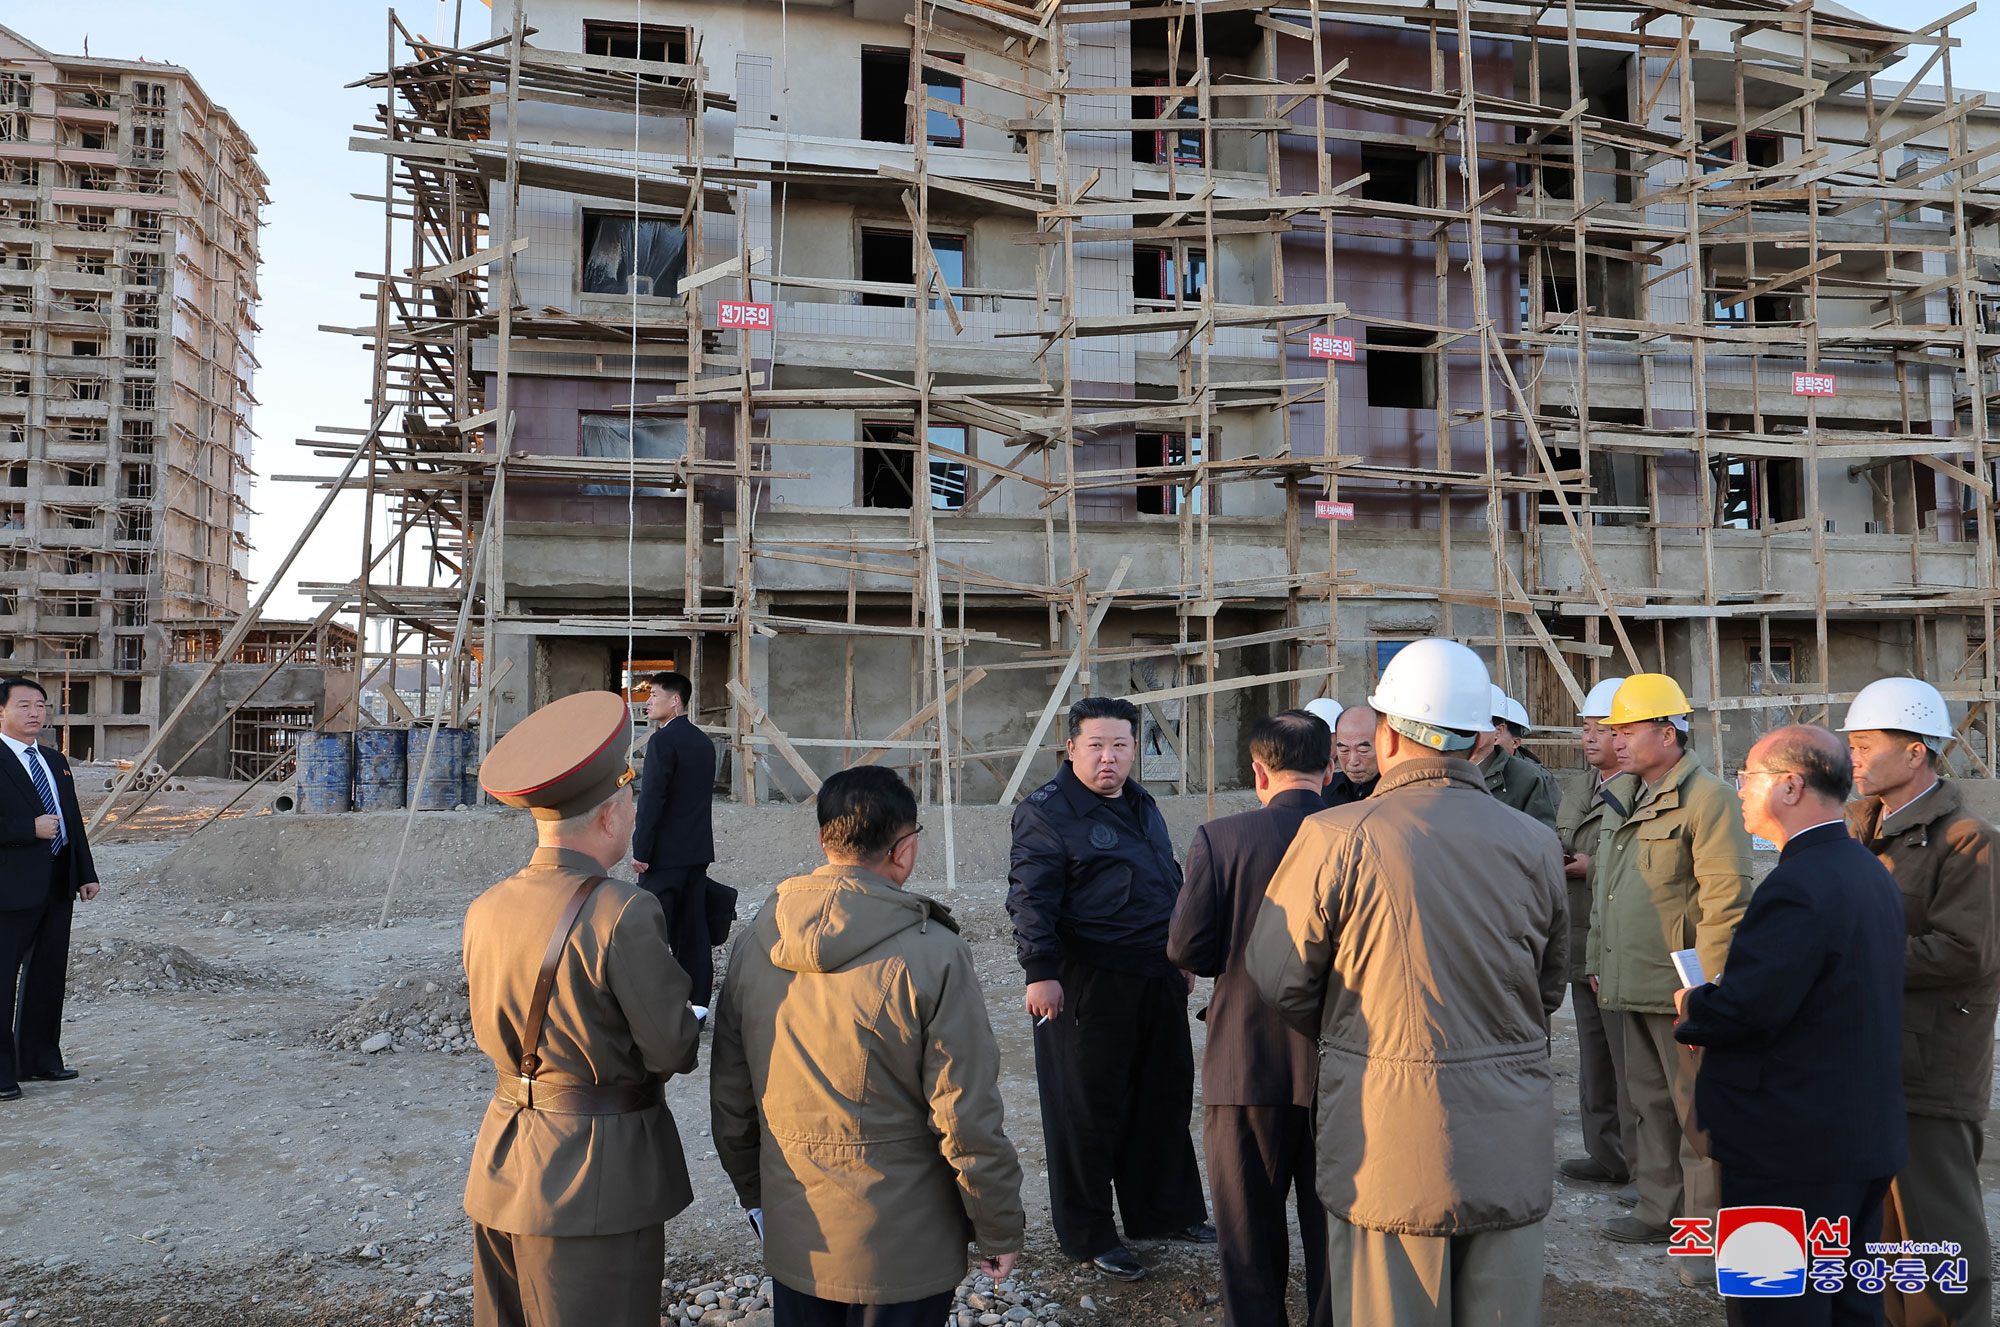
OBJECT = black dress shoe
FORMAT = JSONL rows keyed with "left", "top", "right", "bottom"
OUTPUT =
{"left": 1089, "top": 1246, "right": 1145, "bottom": 1281}
{"left": 24, "top": 1067, "right": 78, "bottom": 1082}
{"left": 1167, "top": 1222, "right": 1218, "bottom": 1244}
{"left": 0, "top": 1084, "right": 21, "bottom": 1101}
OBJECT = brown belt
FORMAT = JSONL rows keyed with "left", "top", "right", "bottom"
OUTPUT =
{"left": 494, "top": 1073, "right": 663, "bottom": 1115}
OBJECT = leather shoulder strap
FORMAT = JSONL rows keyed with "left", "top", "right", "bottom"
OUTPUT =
{"left": 518, "top": 875, "right": 609, "bottom": 1080}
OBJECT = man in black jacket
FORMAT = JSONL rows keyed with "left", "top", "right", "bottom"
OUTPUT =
{"left": 1675, "top": 725, "right": 1905, "bottom": 1324}
{"left": 1168, "top": 710, "right": 1329, "bottom": 1327}
{"left": 1008, "top": 695, "right": 1210, "bottom": 1281}
{"left": 629, "top": 672, "right": 718, "bottom": 1004}
{"left": 0, "top": 676, "right": 101, "bottom": 1100}
{"left": 1322, "top": 704, "right": 1379, "bottom": 807}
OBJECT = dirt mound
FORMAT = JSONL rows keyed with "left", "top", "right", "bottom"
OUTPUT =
{"left": 66, "top": 937, "right": 268, "bottom": 1000}
{"left": 322, "top": 969, "right": 476, "bottom": 1055}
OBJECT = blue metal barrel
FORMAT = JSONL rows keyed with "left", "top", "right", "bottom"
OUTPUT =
{"left": 297, "top": 732, "right": 353, "bottom": 814}
{"left": 406, "top": 726, "right": 470, "bottom": 810}
{"left": 462, "top": 729, "right": 481, "bottom": 807}
{"left": 354, "top": 727, "right": 409, "bottom": 811}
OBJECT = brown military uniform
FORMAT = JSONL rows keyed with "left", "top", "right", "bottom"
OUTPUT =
{"left": 461, "top": 691, "right": 703, "bottom": 1327}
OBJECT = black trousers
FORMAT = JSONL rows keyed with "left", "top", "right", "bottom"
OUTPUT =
{"left": 1206, "top": 1104, "right": 1331, "bottom": 1327}
{"left": 1719, "top": 1170, "right": 1893, "bottom": 1327}
{"left": 2, "top": 880, "right": 71, "bottom": 1086}
{"left": 638, "top": 865, "right": 713, "bottom": 1007}
{"left": 771, "top": 1280, "right": 954, "bottom": 1327}
{"left": 1033, "top": 958, "right": 1207, "bottom": 1259}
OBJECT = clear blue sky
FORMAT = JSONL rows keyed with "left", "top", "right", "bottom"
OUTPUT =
{"left": 11, "top": 0, "right": 1995, "bottom": 623}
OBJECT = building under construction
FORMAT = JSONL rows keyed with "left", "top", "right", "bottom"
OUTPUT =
{"left": 222, "top": 0, "right": 2000, "bottom": 817}
{"left": 0, "top": 25, "right": 265, "bottom": 762}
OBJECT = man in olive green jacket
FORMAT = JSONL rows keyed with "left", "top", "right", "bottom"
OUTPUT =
{"left": 1477, "top": 692, "right": 1562, "bottom": 833}
{"left": 1553, "top": 700, "right": 1640, "bottom": 1190}
{"left": 711, "top": 767, "right": 1024, "bottom": 1326}
{"left": 1847, "top": 689, "right": 1999, "bottom": 1327}
{"left": 1591, "top": 675, "right": 1754, "bottom": 1271}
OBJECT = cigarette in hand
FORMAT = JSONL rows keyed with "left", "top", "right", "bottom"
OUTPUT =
{"left": 1036, "top": 1014, "right": 1052, "bottom": 1027}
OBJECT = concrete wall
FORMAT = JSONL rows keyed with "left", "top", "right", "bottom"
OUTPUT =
{"left": 156, "top": 662, "right": 328, "bottom": 778}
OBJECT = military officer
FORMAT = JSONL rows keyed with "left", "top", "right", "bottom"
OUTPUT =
{"left": 463, "top": 691, "right": 704, "bottom": 1327}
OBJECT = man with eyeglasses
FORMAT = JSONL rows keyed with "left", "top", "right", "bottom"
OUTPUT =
{"left": 1588, "top": 673, "right": 1754, "bottom": 1289}
{"left": 712, "top": 766, "right": 1024, "bottom": 1327}
{"left": 1842, "top": 678, "right": 1998, "bottom": 1327}
{"left": 462, "top": 690, "right": 704, "bottom": 1327}
{"left": 1008, "top": 695, "right": 1211, "bottom": 1282}
{"left": 1675, "top": 726, "right": 1906, "bottom": 1323}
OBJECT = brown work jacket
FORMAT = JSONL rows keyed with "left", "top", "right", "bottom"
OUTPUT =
{"left": 1849, "top": 778, "right": 2000, "bottom": 1121}
{"left": 1246, "top": 756, "right": 1569, "bottom": 1236}
{"left": 710, "top": 864, "right": 1025, "bottom": 1303}
{"left": 462, "top": 845, "right": 702, "bottom": 1236}
{"left": 1555, "top": 769, "right": 1638, "bottom": 983}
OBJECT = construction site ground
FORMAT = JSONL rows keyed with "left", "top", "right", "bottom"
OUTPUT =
{"left": 2, "top": 793, "right": 1995, "bottom": 1327}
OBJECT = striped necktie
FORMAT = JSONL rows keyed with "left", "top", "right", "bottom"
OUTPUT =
{"left": 22, "top": 745, "right": 65, "bottom": 857}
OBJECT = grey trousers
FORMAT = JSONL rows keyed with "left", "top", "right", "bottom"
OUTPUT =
{"left": 1882, "top": 1115, "right": 1992, "bottom": 1327}
{"left": 1615, "top": 1008, "right": 1718, "bottom": 1230}
{"left": 1326, "top": 1216, "right": 1546, "bottom": 1326}
{"left": 473, "top": 1222, "right": 664, "bottom": 1327}
{"left": 1572, "top": 979, "right": 1634, "bottom": 1178}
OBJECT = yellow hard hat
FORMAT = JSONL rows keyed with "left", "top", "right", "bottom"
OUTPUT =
{"left": 1608, "top": 673, "right": 1692, "bottom": 724}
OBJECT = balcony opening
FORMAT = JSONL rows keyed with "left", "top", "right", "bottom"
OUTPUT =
{"left": 1360, "top": 147, "right": 1426, "bottom": 206}
{"left": 1365, "top": 328, "right": 1436, "bottom": 409}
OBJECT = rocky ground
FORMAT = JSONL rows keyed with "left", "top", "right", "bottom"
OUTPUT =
{"left": 0, "top": 797, "right": 1993, "bottom": 1326}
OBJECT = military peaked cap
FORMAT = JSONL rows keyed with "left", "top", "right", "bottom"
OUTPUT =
{"left": 480, "top": 690, "right": 634, "bottom": 821}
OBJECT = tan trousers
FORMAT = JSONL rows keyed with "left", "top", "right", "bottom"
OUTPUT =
{"left": 1883, "top": 1115, "right": 1992, "bottom": 1327}
{"left": 1326, "top": 1216, "right": 1546, "bottom": 1326}
{"left": 1572, "top": 979, "right": 1636, "bottom": 1178}
{"left": 1615, "top": 1008, "right": 1718, "bottom": 1230}
{"left": 473, "top": 1222, "right": 664, "bottom": 1327}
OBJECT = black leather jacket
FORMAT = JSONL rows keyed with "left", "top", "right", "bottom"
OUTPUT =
{"left": 1007, "top": 762, "right": 1183, "bottom": 984}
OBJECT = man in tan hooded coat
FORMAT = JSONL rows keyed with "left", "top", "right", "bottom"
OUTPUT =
{"left": 711, "top": 766, "right": 1025, "bottom": 1326}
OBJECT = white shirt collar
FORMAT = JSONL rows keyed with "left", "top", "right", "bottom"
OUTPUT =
{"left": 0, "top": 730, "right": 39, "bottom": 760}
{"left": 1791, "top": 818, "right": 1848, "bottom": 841}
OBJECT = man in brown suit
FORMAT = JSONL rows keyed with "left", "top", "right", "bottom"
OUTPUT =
{"left": 463, "top": 690, "right": 704, "bottom": 1327}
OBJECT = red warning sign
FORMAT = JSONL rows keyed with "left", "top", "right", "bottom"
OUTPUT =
{"left": 1309, "top": 332, "right": 1357, "bottom": 361}
{"left": 716, "top": 301, "right": 773, "bottom": 330}
{"left": 1315, "top": 500, "right": 1355, "bottom": 520}
{"left": 1791, "top": 371, "right": 1836, "bottom": 397}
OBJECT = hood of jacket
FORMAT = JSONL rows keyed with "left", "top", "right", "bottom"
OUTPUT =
{"left": 767, "top": 864, "right": 959, "bottom": 974}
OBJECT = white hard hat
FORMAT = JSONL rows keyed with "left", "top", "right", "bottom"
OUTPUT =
{"left": 1579, "top": 676, "right": 1626, "bottom": 720}
{"left": 1840, "top": 677, "right": 1953, "bottom": 744}
{"left": 1490, "top": 685, "right": 1532, "bottom": 734}
{"left": 1304, "top": 697, "right": 1344, "bottom": 729}
{"left": 1368, "top": 639, "right": 1495, "bottom": 751}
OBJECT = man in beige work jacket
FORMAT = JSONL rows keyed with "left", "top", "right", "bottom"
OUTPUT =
{"left": 463, "top": 690, "right": 704, "bottom": 1327}
{"left": 1590, "top": 673, "right": 1753, "bottom": 1289}
{"left": 1248, "top": 639, "right": 1568, "bottom": 1326}
{"left": 712, "top": 765, "right": 1025, "bottom": 1326}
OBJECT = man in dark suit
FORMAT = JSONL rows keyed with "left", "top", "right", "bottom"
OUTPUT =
{"left": 0, "top": 676, "right": 101, "bottom": 1100}
{"left": 629, "top": 671, "right": 719, "bottom": 1005}
{"left": 1169, "top": 709, "right": 1330, "bottom": 1327}
{"left": 1675, "top": 725, "right": 1906, "bottom": 1325}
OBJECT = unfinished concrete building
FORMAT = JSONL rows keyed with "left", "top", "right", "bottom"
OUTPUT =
{"left": 0, "top": 25, "right": 264, "bottom": 761}
{"left": 178, "top": 0, "right": 2000, "bottom": 835}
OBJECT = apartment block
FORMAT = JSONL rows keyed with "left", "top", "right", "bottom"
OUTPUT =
{"left": 0, "top": 25, "right": 263, "bottom": 760}
{"left": 329, "top": 0, "right": 2000, "bottom": 804}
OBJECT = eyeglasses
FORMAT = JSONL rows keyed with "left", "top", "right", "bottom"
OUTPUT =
{"left": 890, "top": 825, "right": 924, "bottom": 854}
{"left": 1733, "top": 767, "right": 1799, "bottom": 792}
